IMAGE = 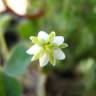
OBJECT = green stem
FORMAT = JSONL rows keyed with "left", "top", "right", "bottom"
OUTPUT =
{"left": 37, "top": 66, "right": 46, "bottom": 96}
{"left": 0, "top": 32, "right": 9, "bottom": 61}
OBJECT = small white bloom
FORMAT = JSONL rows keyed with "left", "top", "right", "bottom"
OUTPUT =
{"left": 26, "top": 31, "right": 68, "bottom": 67}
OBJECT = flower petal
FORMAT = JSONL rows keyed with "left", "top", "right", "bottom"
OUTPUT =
{"left": 26, "top": 44, "right": 41, "bottom": 55}
{"left": 39, "top": 54, "right": 49, "bottom": 67}
{"left": 54, "top": 48, "right": 65, "bottom": 60}
{"left": 38, "top": 31, "right": 48, "bottom": 41}
{"left": 52, "top": 36, "right": 64, "bottom": 45}
{"left": 6, "top": 0, "right": 27, "bottom": 15}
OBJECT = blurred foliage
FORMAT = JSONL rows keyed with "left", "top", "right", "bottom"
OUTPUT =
{"left": 0, "top": 15, "right": 11, "bottom": 32}
{"left": 78, "top": 58, "right": 96, "bottom": 96}
{"left": 0, "top": 71, "right": 22, "bottom": 96}
{"left": 17, "top": 19, "right": 39, "bottom": 39}
{"left": 0, "top": 0, "right": 96, "bottom": 96}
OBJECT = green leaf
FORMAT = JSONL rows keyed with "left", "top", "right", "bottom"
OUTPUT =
{"left": 0, "top": 71, "right": 22, "bottom": 96}
{"left": 3, "top": 73, "right": 22, "bottom": 96}
{"left": 17, "top": 20, "right": 38, "bottom": 39}
{"left": 4, "top": 43, "right": 32, "bottom": 77}
{"left": 0, "top": 72, "right": 6, "bottom": 96}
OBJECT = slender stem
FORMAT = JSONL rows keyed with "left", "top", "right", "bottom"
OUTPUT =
{"left": 37, "top": 65, "right": 46, "bottom": 96}
{"left": 0, "top": 31, "right": 9, "bottom": 61}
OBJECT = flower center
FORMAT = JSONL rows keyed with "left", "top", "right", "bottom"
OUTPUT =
{"left": 43, "top": 43, "right": 50, "bottom": 49}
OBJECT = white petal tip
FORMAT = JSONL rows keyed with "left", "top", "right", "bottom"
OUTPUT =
{"left": 54, "top": 49, "right": 66, "bottom": 60}
{"left": 29, "top": 36, "right": 33, "bottom": 40}
{"left": 51, "top": 31, "right": 56, "bottom": 34}
{"left": 40, "top": 62, "right": 47, "bottom": 67}
{"left": 38, "top": 31, "right": 48, "bottom": 41}
{"left": 26, "top": 50, "right": 30, "bottom": 54}
{"left": 39, "top": 31, "right": 46, "bottom": 33}
{"left": 40, "top": 64, "right": 45, "bottom": 67}
{"left": 62, "top": 55, "right": 66, "bottom": 60}
{"left": 52, "top": 36, "right": 64, "bottom": 45}
{"left": 59, "top": 53, "right": 66, "bottom": 60}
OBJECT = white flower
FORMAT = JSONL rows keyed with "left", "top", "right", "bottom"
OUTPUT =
{"left": 26, "top": 31, "right": 68, "bottom": 67}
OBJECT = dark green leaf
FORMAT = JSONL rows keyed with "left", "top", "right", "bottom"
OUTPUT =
{"left": 0, "top": 72, "right": 6, "bottom": 96}
{"left": 0, "top": 71, "right": 22, "bottom": 96}
{"left": 4, "top": 43, "right": 32, "bottom": 77}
